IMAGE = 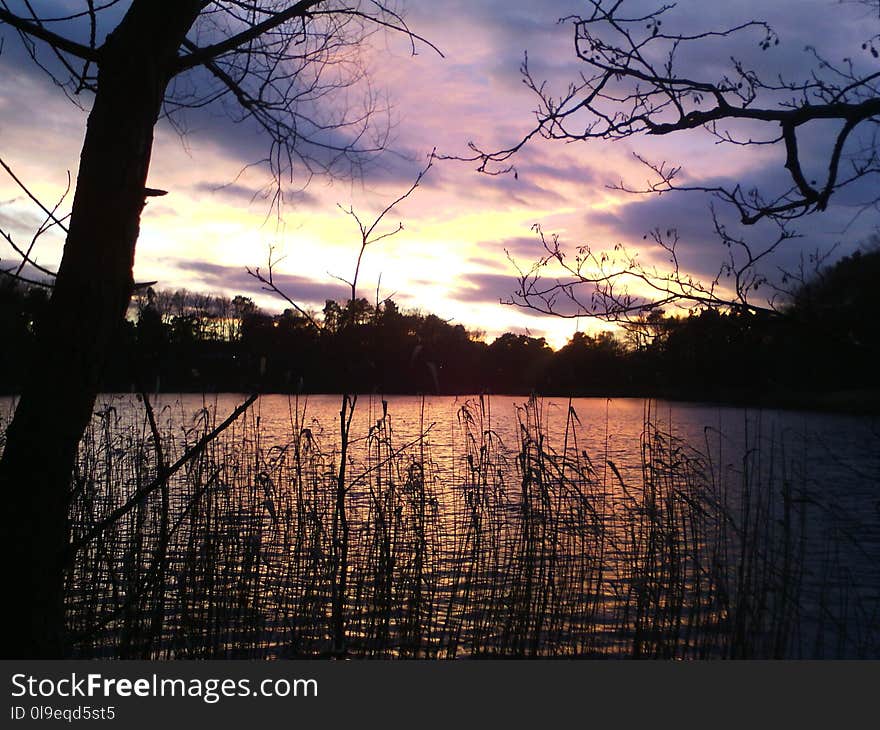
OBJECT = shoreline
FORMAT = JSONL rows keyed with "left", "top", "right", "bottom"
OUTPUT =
{"left": 3, "top": 387, "right": 879, "bottom": 417}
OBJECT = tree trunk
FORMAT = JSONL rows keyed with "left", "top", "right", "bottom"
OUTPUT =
{"left": 0, "top": 2, "right": 202, "bottom": 658}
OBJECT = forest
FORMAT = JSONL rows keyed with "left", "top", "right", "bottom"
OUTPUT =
{"left": 3, "top": 247, "right": 877, "bottom": 407}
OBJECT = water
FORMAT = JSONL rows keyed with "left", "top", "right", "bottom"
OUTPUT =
{"left": 81, "top": 392, "right": 880, "bottom": 529}
{"left": 61, "top": 391, "right": 878, "bottom": 476}
{"left": 2, "top": 393, "right": 879, "bottom": 658}
{"left": 4, "top": 391, "right": 878, "bottom": 468}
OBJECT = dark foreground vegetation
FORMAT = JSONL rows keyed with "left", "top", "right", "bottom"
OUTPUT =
{"left": 27, "top": 394, "right": 873, "bottom": 659}
{"left": 5, "top": 251, "right": 876, "bottom": 659}
{"left": 2, "top": 249, "right": 878, "bottom": 408}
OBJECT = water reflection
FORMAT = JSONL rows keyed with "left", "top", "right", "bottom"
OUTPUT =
{"left": 3, "top": 393, "right": 878, "bottom": 658}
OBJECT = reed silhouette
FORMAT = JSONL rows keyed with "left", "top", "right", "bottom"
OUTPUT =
{"left": 52, "top": 394, "right": 878, "bottom": 659}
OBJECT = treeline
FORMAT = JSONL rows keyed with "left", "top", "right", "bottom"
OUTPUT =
{"left": 1, "top": 249, "right": 877, "bottom": 404}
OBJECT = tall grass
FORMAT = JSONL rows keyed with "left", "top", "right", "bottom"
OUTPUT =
{"left": 43, "top": 394, "right": 880, "bottom": 658}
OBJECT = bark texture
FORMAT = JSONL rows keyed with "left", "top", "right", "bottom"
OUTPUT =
{"left": 0, "top": 1, "right": 203, "bottom": 658}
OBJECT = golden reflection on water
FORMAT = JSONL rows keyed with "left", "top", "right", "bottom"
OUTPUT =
{"left": 3, "top": 392, "right": 876, "bottom": 658}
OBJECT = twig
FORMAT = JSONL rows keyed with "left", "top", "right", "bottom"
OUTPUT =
{"left": 69, "top": 393, "right": 259, "bottom": 554}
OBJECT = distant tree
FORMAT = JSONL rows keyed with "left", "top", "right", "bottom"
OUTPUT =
{"left": 0, "top": 1, "right": 433, "bottom": 657}
{"left": 544, "top": 330, "right": 627, "bottom": 394}
{"left": 623, "top": 308, "right": 669, "bottom": 351}
{"left": 322, "top": 299, "right": 345, "bottom": 334}
{"left": 134, "top": 287, "right": 167, "bottom": 381}
{"left": 468, "top": 0, "right": 880, "bottom": 322}
{"left": 0, "top": 279, "right": 49, "bottom": 391}
{"left": 790, "top": 244, "right": 880, "bottom": 328}
{"left": 485, "top": 333, "right": 553, "bottom": 393}
{"left": 230, "top": 295, "right": 258, "bottom": 343}
{"left": 784, "top": 242, "right": 880, "bottom": 385}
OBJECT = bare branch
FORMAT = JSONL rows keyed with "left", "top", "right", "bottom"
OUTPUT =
{"left": 336, "top": 149, "right": 434, "bottom": 300}
{"left": 0, "top": 157, "right": 69, "bottom": 234}
{"left": 462, "top": 1, "right": 880, "bottom": 225}
{"left": 69, "top": 393, "right": 259, "bottom": 555}
{"left": 175, "top": 0, "right": 325, "bottom": 72}
{"left": 504, "top": 221, "right": 787, "bottom": 325}
{"left": 0, "top": 7, "right": 99, "bottom": 62}
{"left": 247, "top": 246, "right": 323, "bottom": 332}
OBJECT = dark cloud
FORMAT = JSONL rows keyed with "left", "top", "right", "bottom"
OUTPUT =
{"left": 453, "top": 272, "right": 519, "bottom": 304}
{"left": 0, "top": 2, "right": 394, "bottom": 182}
{"left": 0, "top": 205, "right": 46, "bottom": 239}
{"left": 467, "top": 255, "right": 504, "bottom": 269}
{"left": 409, "top": 0, "right": 586, "bottom": 66}
{"left": 157, "top": 61, "right": 407, "bottom": 189}
{"left": 3, "top": 0, "right": 879, "bottom": 328}
{"left": 469, "top": 236, "right": 542, "bottom": 265}
{"left": 354, "top": 148, "right": 437, "bottom": 188}
{"left": 143, "top": 202, "right": 179, "bottom": 218}
{"left": 463, "top": 178, "right": 565, "bottom": 208}
{"left": 454, "top": 271, "right": 587, "bottom": 318}
{"left": 426, "top": 155, "right": 572, "bottom": 208}
{"left": 589, "top": 189, "right": 720, "bottom": 247}
{"left": 192, "top": 181, "right": 268, "bottom": 206}
{"left": 167, "top": 260, "right": 348, "bottom": 306}
{"left": 0, "top": 1, "right": 126, "bottom": 88}
{"left": 515, "top": 153, "right": 597, "bottom": 189}
{"left": 191, "top": 181, "right": 320, "bottom": 209}
{"left": 586, "top": 150, "right": 879, "bottom": 289}
{"left": 0, "top": 262, "right": 54, "bottom": 287}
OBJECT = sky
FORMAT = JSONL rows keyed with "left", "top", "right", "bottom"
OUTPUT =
{"left": 1, "top": 0, "right": 879, "bottom": 348}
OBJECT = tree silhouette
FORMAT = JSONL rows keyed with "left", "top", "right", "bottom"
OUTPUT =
{"left": 466, "top": 0, "right": 880, "bottom": 321}
{"left": 0, "top": 0, "right": 431, "bottom": 658}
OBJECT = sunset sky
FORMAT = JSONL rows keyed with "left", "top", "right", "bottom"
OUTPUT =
{"left": 1, "top": 0, "right": 879, "bottom": 348}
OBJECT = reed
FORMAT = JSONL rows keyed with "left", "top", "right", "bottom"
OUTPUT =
{"left": 31, "top": 393, "right": 876, "bottom": 658}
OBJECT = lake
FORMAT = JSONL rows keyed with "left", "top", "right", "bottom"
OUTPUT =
{"left": 2, "top": 393, "right": 879, "bottom": 658}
